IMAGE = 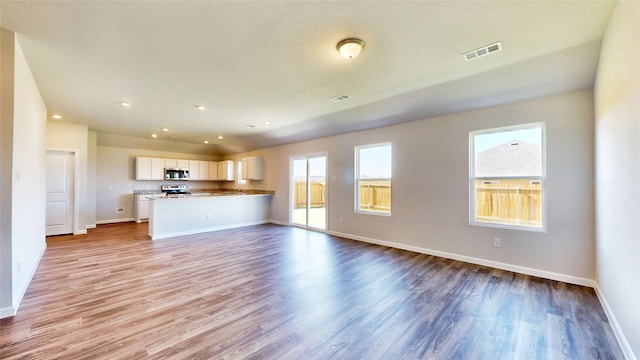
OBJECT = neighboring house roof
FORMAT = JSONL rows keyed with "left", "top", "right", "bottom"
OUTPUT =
{"left": 475, "top": 140, "right": 541, "bottom": 177}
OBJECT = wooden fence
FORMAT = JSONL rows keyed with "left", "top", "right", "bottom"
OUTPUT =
{"left": 293, "top": 179, "right": 540, "bottom": 226}
{"left": 474, "top": 179, "right": 542, "bottom": 227}
{"left": 293, "top": 180, "right": 391, "bottom": 213}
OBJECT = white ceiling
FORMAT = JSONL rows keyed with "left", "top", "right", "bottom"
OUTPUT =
{"left": 1, "top": 1, "right": 615, "bottom": 154}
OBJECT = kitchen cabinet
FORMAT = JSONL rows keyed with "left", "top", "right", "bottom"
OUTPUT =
{"left": 199, "top": 161, "right": 210, "bottom": 180}
{"left": 135, "top": 194, "right": 150, "bottom": 222}
{"left": 208, "top": 161, "right": 218, "bottom": 180}
{"left": 241, "top": 156, "right": 264, "bottom": 180}
{"left": 189, "top": 160, "right": 212, "bottom": 181}
{"left": 136, "top": 157, "right": 165, "bottom": 180}
{"left": 217, "top": 160, "right": 234, "bottom": 181}
{"left": 189, "top": 160, "right": 201, "bottom": 180}
{"left": 165, "top": 159, "right": 189, "bottom": 168}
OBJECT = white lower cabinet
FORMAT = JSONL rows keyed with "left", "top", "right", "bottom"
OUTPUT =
{"left": 135, "top": 194, "right": 150, "bottom": 223}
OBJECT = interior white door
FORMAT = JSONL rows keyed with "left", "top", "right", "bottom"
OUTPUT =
{"left": 46, "top": 151, "right": 74, "bottom": 235}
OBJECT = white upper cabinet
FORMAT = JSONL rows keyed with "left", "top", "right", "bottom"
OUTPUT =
{"left": 189, "top": 160, "right": 201, "bottom": 180}
{"left": 199, "top": 161, "right": 209, "bottom": 180}
{"left": 208, "top": 161, "right": 219, "bottom": 180}
{"left": 241, "top": 156, "right": 264, "bottom": 180}
{"left": 217, "top": 160, "right": 235, "bottom": 181}
{"left": 136, "top": 157, "right": 165, "bottom": 180}
{"left": 151, "top": 158, "right": 165, "bottom": 180}
{"left": 136, "top": 157, "right": 152, "bottom": 180}
{"left": 136, "top": 157, "right": 235, "bottom": 181}
{"left": 165, "top": 159, "right": 189, "bottom": 168}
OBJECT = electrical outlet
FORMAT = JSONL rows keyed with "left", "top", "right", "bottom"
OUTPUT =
{"left": 207, "top": 214, "right": 212, "bottom": 220}
{"left": 116, "top": 207, "right": 125, "bottom": 214}
{"left": 340, "top": 217, "right": 344, "bottom": 224}
{"left": 493, "top": 238, "right": 501, "bottom": 248}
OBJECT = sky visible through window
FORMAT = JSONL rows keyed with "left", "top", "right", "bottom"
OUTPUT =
{"left": 474, "top": 127, "right": 541, "bottom": 153}
{"left": 359, "top": 144, "right": 391, "bottom": 179}
{"left": 293, "top": 157, "right": 326, "bottom": 178}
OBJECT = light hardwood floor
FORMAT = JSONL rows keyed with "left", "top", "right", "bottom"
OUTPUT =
{"left": 0, "top": 222, "right": 624, "bottom": 359}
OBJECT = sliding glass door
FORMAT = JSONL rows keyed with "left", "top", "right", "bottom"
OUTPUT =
{"left": 291, "top": 155, "right": 327, "bottom": 230}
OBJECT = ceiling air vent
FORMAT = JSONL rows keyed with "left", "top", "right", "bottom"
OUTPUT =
{"left": 329, "top": 94, "right": 351, "bottom": 103}
{"left": 463, "top": 41, "right": 502, "bottom": 61}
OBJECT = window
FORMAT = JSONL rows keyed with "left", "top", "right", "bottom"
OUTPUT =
{"left": 237, "top": 160, "right": 246, "bottom": 186}
{"left": 355, "top": 143, "right": 392, "bottom": 215}
{"left": 470, "top": 122, "right": 545, "bottom": 231}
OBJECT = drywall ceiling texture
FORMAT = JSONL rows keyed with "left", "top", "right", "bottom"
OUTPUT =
{"left": 594, "top": 0, "right": 640, "bottom": 358}
{"left": 0, "top": 1, "right": 615, "bottom": 152}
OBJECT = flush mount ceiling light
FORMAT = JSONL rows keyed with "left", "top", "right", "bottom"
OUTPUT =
{"left": 218, "top": 135, "right": 224, "bottom": 140}
{"left": 161, "top": 128, "right": 169, "bottom": 132}
{"left": 51, "top": 114, "right": 62, "bottom": 119}
{"left": 119, "top": 101, "right": 130, "bottom": 107}
{"left": 337, "top": 38, "right": 365, "bottom": 59}
{"left": 196, "top": 105, "right": 205, "bottom": 111}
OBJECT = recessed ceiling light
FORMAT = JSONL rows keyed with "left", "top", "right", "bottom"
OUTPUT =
{"left": 161, "top": 128, "right": 169, "bottom": 132}
{"left": 119, "top": 101, "right": 130, "bottom": 107}
{"left": 151, "top": 134, "right": 158, "bottom": 138}
{"left": 264, "top": 121, "right": 270, "bottom": 125}
{"left": 51, "top": 114, "right": 62, "bottom": 119}
{"left": 245, "top": 124, "right": 256, "bottom": 128}
{"left": 196, "top": 105, "right": 205, "bottom": 111}
{"left": 203, "top": 140, "right": 209, "bottom": 144}
{"left": 218, "top": 135, "right": 224, "bottom": 140}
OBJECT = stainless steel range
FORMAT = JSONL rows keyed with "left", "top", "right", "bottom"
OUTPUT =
{"left": 161, "top": 185, "right": 190, "bottom": 196}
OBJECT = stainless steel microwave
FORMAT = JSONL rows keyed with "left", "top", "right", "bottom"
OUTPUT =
{"left": 165, "top": 168, "right": 189, "bottom": 180}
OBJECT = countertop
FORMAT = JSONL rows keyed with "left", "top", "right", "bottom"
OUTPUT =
{"left": 146, "top": 189, "right": 275, "bottom": 200}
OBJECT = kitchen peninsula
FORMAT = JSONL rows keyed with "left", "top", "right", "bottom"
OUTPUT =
{"left": 148, "top": 190, "right": 274, "bottom": 240}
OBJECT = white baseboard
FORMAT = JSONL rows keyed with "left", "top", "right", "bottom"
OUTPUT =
{"left": 95, "top": 218, "right": 134, "bottom": 225}
{"left": 5, "top": 242, "right": 47, "bottom": 319}
{"left": 269, "top": 219, "right": 289, "bottom": 226}
{"left": 593, "top": 284, "right": 637, "bottom": 360}
{"left": 327, "top": 230, "right": 595, "bottom": 287}
{"left": 86, "top": 224, "right": 96, "bottom": 229}
{"left": 73, "top": 230, "right": 87, "bottom": 235}
{"left": 151, "top": 220, "right": 270, "bottom": 240}
{"left": 0, "top": 306, "right": 16, "bottom": 319}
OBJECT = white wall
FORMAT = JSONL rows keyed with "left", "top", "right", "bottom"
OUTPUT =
{"left": 594, "top": 1, "right": 640, "bottom": 358}
{"left": 235, "top": 90, "right": 596, "bottom": 284}
{"left": 47, "top": 121, "right": 89, "bottom": 234}
{"left": 0, "top": 28, "right": 16, "bottom": 317}
{"left": 87, "top": 130, "right": 97, "bottom": 228}
{"left": 0, "top": 30, "right": 48, "bottom": 317}
{"left": 96, "top": 144, "right": 222, "bottom": 223}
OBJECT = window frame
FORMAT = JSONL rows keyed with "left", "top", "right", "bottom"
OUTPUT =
{"left": 469, "top": 122, "right": 546, "bottom": 232}
{"left": 237, "top": 160, "right": 247, "bottom": 187}
{"left": 355, "top": 142, "right": 392, "bottom": 216}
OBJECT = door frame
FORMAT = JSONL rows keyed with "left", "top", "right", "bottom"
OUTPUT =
{"left": 46, "top": 149, "right": 81, "bottom": 235}
{"left": 289, "top": 152, "right": 328, "bottom": 231}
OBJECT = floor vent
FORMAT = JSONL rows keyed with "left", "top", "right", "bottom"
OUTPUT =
{"left": 463, "top": 41, "right": 502, "bottom": 61}
{"left": 329, "top": 94, "right": 351, "bottom": 103}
